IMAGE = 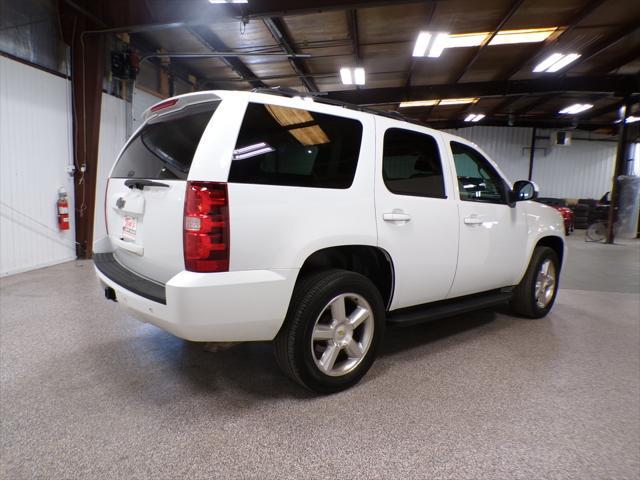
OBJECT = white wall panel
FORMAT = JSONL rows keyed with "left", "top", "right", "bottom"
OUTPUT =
{"left": 446, "top": 126, "right": 616, "bottom": 198}
{"left": 94, "top": 93, "right": 128, "bottom": 243}
{"left": 532, "top": 139, "right": 615, "bottom": 199}
{"left": 0, "top": 56, "right": 76, "bottom": 276}
{"left": 445, "top": 126, "right": 532, "bottom": 182}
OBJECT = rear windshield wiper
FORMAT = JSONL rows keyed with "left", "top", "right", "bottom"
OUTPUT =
{"left": 124, "top": 179, "right": 170, "bottom": 190}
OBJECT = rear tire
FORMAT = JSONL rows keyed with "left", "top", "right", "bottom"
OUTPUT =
{"left": 274, "top": 269, "right": 385, "bottom": 394}
{"left": 511, "top": 246, "right": 560, "bottom": 319}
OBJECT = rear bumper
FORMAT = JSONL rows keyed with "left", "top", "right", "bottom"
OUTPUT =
{"left": 94, "top": 254, "right": 298, "bottom": 342}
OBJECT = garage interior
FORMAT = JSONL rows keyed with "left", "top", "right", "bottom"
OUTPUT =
{"left": 1, "top": 0, "right": 639, "bottom": 478}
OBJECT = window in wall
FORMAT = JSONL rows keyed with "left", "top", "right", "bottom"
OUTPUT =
{"left": 382, "top": 128, "right": 446, "bottom": 198}
{"left": 228, "top": 103, "right": 363, "bottom": 189}
{"left": 450, "top": 141, "right": 507, "bottom": 204}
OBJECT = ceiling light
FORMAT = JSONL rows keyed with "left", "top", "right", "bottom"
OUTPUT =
{"left": 428, "top": 33, "right": 449, "bottom": 58}
{"left": 465, "top": 114, "right": 485, "bottom": 122}
{"left": 446, "top": 32, "right": 488, "bottom": 48}
{"left": 412, "top": 32, "right": 449, "bottom": 58}
{"left": 340, "top": 67, "right": 365, "bottom": 85}
{"left": 413, "top": 32, "right": 432, "bottom": 57}
{"left": 399, "top": 98, "right": 478, "bottom": 108}
{"left": 546, "top": 53, "right": 581, "bottom": 72}
{"left": 559, "top": 104, "right": 593, "bottom": 115}
{"left": 625, "top": 116, "right": 640, "bottom": 124}
{"left": 534, "top": 52, "right": 581, "bottom": 72}
{"left": 489, "top": 27, "right": 557, "bottom": 46}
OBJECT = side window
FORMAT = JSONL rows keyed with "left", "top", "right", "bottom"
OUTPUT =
{"left": 450, "top": 141, "right": 507, "bottom": 204}
{"left": 382, "top": 128, "right": 446, "bottom": 198}
{"left": 228, "top": 103, "right": 363, "bottom": 189}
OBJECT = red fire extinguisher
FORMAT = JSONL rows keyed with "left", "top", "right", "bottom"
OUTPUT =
{"left": 57, "top": 188, "right": 70, "bottom": 231}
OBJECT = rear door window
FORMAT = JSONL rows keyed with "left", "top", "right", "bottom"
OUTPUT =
{"left": 382, "top": 128, "right": 446, "bottom": 198}
{"left": 111, "top": 102, "right": 219, "bottom": 180}
{"left": 228, "top": 103, "right": 363, "bottom": 189}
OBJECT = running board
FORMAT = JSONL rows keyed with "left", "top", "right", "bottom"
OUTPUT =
{"left": 386, "top": 290, "right": 513, "bottom": 328}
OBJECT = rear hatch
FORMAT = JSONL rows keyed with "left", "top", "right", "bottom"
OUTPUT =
{"left": 106, "top": 100, "right": 220, "bottom": 284}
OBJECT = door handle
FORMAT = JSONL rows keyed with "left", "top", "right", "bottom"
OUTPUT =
{"left": 383, "top": 212, "right": 411, "bottom": 222}
{"left": 464, "top": 216, "right": 484, "bottom": 225}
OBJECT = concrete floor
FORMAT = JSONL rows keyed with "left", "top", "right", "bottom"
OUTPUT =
{"left": 1, "top": 235, "right": 639, "bottom": 479}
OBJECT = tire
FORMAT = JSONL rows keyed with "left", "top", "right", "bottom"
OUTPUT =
{"left": 510, "top": 247, "right": 560, "bottom": 319}
{"left": 585, "top": 221, "right": 607, "bottom": 242}
{"left": 274, "top": 269, "right": 385, "bottom": 394}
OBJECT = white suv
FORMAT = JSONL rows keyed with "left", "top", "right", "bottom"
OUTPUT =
{"left": 94, "top": 89, "right": 565, "bottom": 393}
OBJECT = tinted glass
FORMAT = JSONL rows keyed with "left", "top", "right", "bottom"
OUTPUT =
{"left": 382, "top": 128, "right": 445, "bottom": 198}
{"left": 111, "top": 102, "right": 219, "bottom": 180}
{"left": 451, "top": 141, "right": 507, "bottom": 204}
{"left": 228, "top": 103, "right": 363, "bottom": 189}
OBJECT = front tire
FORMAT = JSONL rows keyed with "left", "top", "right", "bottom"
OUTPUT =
{"left": 510, "top": 246, "right": 560, "bottom": 319}
{"left": 274, "top": 269, "right": 385, "bottom": 394}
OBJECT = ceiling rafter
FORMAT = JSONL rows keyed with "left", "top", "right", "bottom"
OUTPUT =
{"left": 187, "top": 25, "right": 266, "bottom": 89}
{"left": 450, "top": 0, "right": 526, "bottom": 83}
{"left": 262, "top": 17, "right": 318, "bottom": 92}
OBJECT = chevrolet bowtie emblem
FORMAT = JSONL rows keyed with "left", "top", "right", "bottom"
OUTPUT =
{"left": 116, "top": 197, "right": 126, "bottom": 209}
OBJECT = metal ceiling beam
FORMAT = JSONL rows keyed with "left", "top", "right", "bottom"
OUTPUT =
{"left": 595, "top": 51, "right": 640, "bottom": 74}
{"left": 187, "top": 25, "right": 266, "bottom": 88}
{"left": 501, "top": 0, "right": 609, "bottom": 79}
{"left": 513, "top": 93, "right": 556, "bottom": 116}
{"left": 347, "top": 10, "right": 361, "bottom": 64}
{"left": 263, "top": 17, "right": 318, "bottom": 92}
{"left": 243, "top": 0, "right": 433, "bottom": 19}
{"left": 450, "top": 0, "right": 526, "bottom": 83}
{"left": 570, "top": 22, "right": 640, "bottom": 70}
{"left": 324, "top": 75, "right": 640, "bottom": 105}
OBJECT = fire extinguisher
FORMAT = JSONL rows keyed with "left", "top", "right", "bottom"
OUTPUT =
{"left": 57, "top": 188, "right": 70, "bottom": 231}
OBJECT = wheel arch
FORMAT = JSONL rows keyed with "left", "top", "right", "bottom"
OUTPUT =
{"left": 295, "top": 245, "right": 395, "bottom": 310}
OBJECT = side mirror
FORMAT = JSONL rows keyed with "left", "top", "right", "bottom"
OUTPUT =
{"left": 510, "top": 180, "right": 538, "bottom": 205}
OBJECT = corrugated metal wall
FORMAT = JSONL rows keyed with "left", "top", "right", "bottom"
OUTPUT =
{"left": 94, "top": 93, "right": 128, "bottom": 243}
{"left": 446, "top": 125, "right": 616, "bottom": 199}
{"left": 0, "top": 55, "right": 76, "bottom": 276}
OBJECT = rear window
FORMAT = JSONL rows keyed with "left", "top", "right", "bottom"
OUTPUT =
{"left": 228, "top": 103, "right": 363, "bottom": 189}
{"left": 111, "top": 102, "right": 219, "bottom": 180}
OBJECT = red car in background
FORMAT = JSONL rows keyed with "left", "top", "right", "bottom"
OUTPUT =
{"left": 537, "top": 198, "right": 575, "bottom": 235}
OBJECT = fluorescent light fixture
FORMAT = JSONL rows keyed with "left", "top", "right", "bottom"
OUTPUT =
{"left": 340, "top": 67, "right": 365, "bottom": 85}
{"left": 559, "top": 104, "right": 593, "bottom": 115}
{"left": 625, "top": 116, "right": 640, "bottom": 124}
{"left": 446, "top": 32, "right": 488, "bottom": 48}
{"left": 233, "top": 142, "right": 274, "bottom": 160}
{"left": 340, "top": 68, "right": 352, "bottom": 85}
{"left": 413, "top": 27, "right": 557, "bottom": 58}
{"left": 399, "top": 100, "right": 439, "bottom": 108}
{"left": 428, "top": 33, "right": 449, "bottom": 58}
{"left": 400, "top": 98, "right": 478, "bottom": 108}
{"left": 413, "top": 32, "right": 432, "bottom": 57}
{"left": 489, "top": 27, "right": 557, "bottom": 45}
{"left": 534, "top": 52, "right": 581, "bottom": 72}
{"left": 533, "top": 53, "right": 564, "bottom": 72}
{"left": 465, "top": 113, "right": 485, "bottom": 122}
{"left": 546, "top": 53, "right": 581, "bottom": 72}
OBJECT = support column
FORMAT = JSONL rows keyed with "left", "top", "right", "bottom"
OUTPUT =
{"left": 606, "top": 100, "right": 629, "bottom": 244}
{"left": 70, "top": 26, "right": 105, "bottom": 258}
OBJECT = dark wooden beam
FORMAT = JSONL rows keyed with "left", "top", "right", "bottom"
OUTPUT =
{"left": 187, "top": 25, "right": 266, "bottom": 88}
{"left": 451, "top": 0, "right": 526, "bottom": 83}
{"left": 262, "top": 17, "right": 318, "bottom": 92}
{"left": 325, "top": 75, "right": 640, "bottom": 105}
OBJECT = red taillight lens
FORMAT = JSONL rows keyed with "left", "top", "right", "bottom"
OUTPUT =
{"left": 150, "top": 98, "right": 178, "bottom": 113}
{"left": 183, "top": 182, "right": 229, "bottom": 272}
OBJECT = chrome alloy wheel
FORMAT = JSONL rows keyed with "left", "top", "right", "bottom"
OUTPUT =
{"left": 534, "top": 259, "right": 556, "bottom": 309}
{"left": 310, "top": 293, "right": 375, "bottom": 377}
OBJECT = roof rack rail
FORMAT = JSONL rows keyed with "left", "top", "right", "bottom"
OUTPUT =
{"left": 250, "top": 87, "right": 429, "bottom": 128}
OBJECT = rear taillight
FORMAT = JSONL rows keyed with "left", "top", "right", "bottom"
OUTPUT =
{"left": 183, "top": 182, "right": 230, "bottom": 272}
